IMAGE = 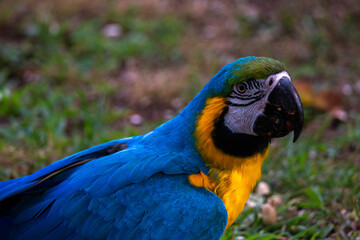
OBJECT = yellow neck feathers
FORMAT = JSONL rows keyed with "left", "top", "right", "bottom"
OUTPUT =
{"left": 190, "top": 97, "right": 269, "bottom": 229}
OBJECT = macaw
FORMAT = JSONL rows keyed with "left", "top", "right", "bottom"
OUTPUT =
{"left": 0, "top": 56, "right": 303, "bottom": 240}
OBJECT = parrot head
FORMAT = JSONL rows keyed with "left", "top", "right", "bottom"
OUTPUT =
{"left": 221, "top": 57, "right": 303, "bottom": 142}
{"left": 194, "top": 56, "right": 304, "bottom": 161}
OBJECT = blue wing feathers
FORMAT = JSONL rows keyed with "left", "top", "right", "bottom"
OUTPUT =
{"left": 13, "top": 199, "right": 55, "bottom": 224}
{"left": 0, "top": 130, "right": 227, "bottom": 239}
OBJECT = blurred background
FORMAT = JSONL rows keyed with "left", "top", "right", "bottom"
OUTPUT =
{"left": 0, "top": 0, "right": 359, "bottom": 239}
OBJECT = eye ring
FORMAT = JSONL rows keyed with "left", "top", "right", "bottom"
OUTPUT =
{"left": 236, "top": 84, "right": 247, "bottom": 93}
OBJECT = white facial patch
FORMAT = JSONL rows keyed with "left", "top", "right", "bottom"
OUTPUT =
{"left": 224, "top": 71, "right": 290, "bottom": 135}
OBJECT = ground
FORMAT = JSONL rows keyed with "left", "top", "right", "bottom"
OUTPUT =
{"left": 0, "top": 0, "right": 359, "bottom": 239}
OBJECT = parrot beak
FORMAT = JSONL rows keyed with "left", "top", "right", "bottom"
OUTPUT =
{"left": 253, "top": 76, "right": 304, "bottom": 142}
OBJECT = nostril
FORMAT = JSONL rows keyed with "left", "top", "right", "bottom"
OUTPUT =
{"left": 268, "top": 78, "right": 274, "bottom": 86}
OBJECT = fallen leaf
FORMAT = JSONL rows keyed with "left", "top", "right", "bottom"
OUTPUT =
{"left": 293, "top": 80, "right": 346, "bottom": 121}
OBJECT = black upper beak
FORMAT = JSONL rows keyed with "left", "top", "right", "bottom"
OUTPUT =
{"left": 253, "top": 77, "right": 304, "bottom": 142}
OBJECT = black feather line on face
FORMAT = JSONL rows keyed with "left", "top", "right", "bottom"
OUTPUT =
{"left": 229, "top": 90, "right": 264, "bottom": 100}
{"left": 226, "top": 92, "right": 264, "bottom": 107}
{"left": 211, "top": 106, "right": 270, "bottom": 158}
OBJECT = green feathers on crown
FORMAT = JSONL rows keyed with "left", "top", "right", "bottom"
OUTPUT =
{"left": 202, "top": 56, "right": 286, "bottom": 97}
{"left": 225, "top": 57, "right": 286, "bottom": 93}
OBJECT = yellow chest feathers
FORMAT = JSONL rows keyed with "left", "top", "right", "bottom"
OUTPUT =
{"left": 190, "top": 97, "right": 270, "bottom": 229}
{"left": 188, "top": 150, "right": 268, "bottom": 229}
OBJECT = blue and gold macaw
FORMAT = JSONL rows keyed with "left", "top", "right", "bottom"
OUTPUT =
{"left": 0, "top": 57, "right": 303, "bottom": 240}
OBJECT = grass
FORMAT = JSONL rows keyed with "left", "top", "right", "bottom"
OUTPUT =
{"left": 0, "top": 0, "right": 359, "bottom": 239}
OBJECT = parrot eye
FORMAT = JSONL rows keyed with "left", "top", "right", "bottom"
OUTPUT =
{"left": 236, "top": 84, "right": 247, "bottom": 93}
